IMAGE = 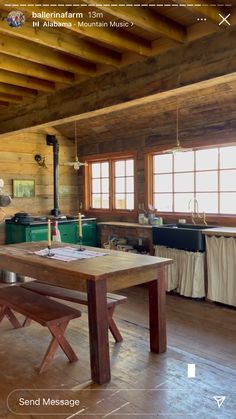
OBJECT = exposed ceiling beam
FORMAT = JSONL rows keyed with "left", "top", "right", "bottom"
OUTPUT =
{"left": 0, "top": 33, "right": 96, "bottom": 75}
{"left": 0, "top": 82, "right": 37, "bottom": 98}
{"left": 0, "top": 70, "right": 55, "bottom": 93}
{"left": 1, "top": 4, "right": 152, "bottom": 56}
{"left": 0, "top": 27, "right": 235, "bottom": 135}
{"left": 172, "top": 0, "right": 229, "bottom": 25}
{"left": 0, "top": 93, "right": 23, "bottom": 103}
{"left": 0, "top": 53, "right": 74, "bottom": 84}
{"left": 83, "top": 0, "right": 185, "bottom": 43}
{"left": 0, "top": 14, "right": 121, "bottom": 67}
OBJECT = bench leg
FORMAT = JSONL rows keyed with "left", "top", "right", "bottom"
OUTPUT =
{"left": 39, "top": 321, "right": 78, "bottom": 374}
{"left": 107, "top": 306, "right": 123, "bottom": 343}
{"left": 0, "top": 306, "right": 22, "bottom": 329}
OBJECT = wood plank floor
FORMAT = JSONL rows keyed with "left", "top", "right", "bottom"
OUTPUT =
{"left": 0, "top": 285, "right": 236, "bottom": 418}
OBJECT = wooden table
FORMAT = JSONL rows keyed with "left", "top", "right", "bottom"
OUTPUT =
{"left": 0, "top": 242, "right": 172, "bottom": 384}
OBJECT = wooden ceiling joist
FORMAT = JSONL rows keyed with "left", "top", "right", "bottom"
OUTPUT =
{"left": 0, "top": 93, "right": 22, "bottom": 103}
{"left": 83, "top": 0, "right": 186, "bottom": 43}
{"left": 0, "top": 82, "right": 37, "bottom": 98}
{"left": 0, "top": 18, "right": 121, "bottom": 67}
{"left": 0, "top": 27, "right": 235, "bottom": 136}
{"left": 0, "top": 34, "right": 96, "bottom": 75}
{"left": 0, "top": 70, "right": 55, "bottom": 93}
{"left": 0, "top": 53, "right": 74, "bottom": 84}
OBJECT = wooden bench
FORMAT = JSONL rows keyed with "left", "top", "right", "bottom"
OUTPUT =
{"left": 0, "top": 286, "right": 81, "bottom": 373}
{"left": 21, "top": 281, "right": 127, "bottom": 343}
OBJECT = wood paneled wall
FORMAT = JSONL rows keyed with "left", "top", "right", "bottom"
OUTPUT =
{"left": 0, "top": 130, "right": 78, "bottom": 243}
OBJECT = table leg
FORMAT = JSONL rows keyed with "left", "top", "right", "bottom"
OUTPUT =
{"left": 148, "top": 267, "right": 167, "bottom": 353}
{"left": 87, "top": 279, "right": 110, "bottom": 384}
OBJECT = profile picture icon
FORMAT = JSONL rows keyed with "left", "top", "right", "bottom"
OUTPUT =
{"left": 7, "top": 10, "right": 25, "bottom": 27}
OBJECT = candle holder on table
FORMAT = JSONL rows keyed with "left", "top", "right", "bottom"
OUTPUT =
{"left": 47, "top": 246, "right": 55, "bottom": 257}
{"left": 78, "top": 236, "right": 85, "bottom": 251}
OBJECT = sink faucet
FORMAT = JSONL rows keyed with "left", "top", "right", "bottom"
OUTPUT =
{"left": 187, "top": 198, "right": 207, "bottom": 225}
{"left": 188, "top": 198, "right": 199, "bottom": 224}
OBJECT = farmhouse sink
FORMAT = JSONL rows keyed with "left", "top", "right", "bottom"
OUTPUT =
{"left": 152, "top": 224, "right": 215, "bottom": 252}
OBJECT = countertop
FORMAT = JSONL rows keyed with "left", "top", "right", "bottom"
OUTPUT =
{"left": 98, "top": 221, "right": 152, "bottom": 229}
{"left": 202, "top": 227, "right": 236, "bottom": 237}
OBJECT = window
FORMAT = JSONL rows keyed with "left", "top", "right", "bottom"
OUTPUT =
{"left": 86, "top": 154, "right": 135, "bottom": 211}
{"left": 91, "top": 161, "right": 109, "bottom": 209}
{"left": 150, "top": 145, "right": 236, "bottom": 214}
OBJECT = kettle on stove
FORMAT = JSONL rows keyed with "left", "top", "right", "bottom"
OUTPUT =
{"left": 11, "top": 212, "right": 34, "bottom": 223}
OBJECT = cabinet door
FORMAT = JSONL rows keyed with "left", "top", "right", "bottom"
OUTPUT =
{"left": 5, "top": 224, "right": 26, "bottom": 244}
{"left": 58, "top": 223, "right": 77, "bottom": 243}
{"left": 82, "top": 221, "right": 97, "bottom": 246}
{"left": 27, "top": 226, "right": 47, "bottom": 242}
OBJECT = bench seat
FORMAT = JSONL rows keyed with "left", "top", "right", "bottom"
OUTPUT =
{"left": 21, "top": 280, "right": 127, "bottom": 342}
{"left": 0, "top": 286, "right": 81, "bottom": 373}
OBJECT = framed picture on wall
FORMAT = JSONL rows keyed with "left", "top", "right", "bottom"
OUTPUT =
{"left": 13, "top": 179, "right": 35, "bottom": 198}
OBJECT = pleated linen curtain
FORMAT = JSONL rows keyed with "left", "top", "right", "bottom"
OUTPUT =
{"left": 206, "top": 236, "right": 236, "bottom": 305}
{"left": 154, "top": 245, "right": 206, "bottom": 298}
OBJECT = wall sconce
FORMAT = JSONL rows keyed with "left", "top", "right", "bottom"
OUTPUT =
{"left": 34, "top": 154, "right": 47, "bottom": 169}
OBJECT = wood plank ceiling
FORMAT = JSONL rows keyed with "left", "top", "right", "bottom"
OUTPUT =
{"left": 0, "top": 0, "right": 236, "bottom": 106}
{"left": 0, "top": 0, "right": 235, "bottom": 110}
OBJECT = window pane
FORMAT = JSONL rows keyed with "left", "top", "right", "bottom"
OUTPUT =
{"left": 174, "top": 151, "right": 194, "bottom": 172}
{"left": 101, "top": 178, "right": 109, "bottom": 193}
{"left": 91, "top": 163, "right": 100, "bottom": 178}
{"left": 92, "top": 194, "right": 101, "bottom": 208}
{"left": 154, "top": 194, "right": 172, "bottom": 212}
{"left": 101, "top": 194, "right": 109, "bottom": 209}
{"left": 196, "top": 148, "right": 218, "bottom": 170}
{"left": 220, "top": 146, "right": 236, "bottom": 169}
{"left": 154, "top": 174, "right": 172, "bottom": 193}
{"left": 126, "top": 159, "right": 134, "bottom": 176}
{"left": 153, "top": 154, "right": 172, "bottom": 173}
{"left": 126, "top": 177, "right": 134, "bottom": 193}
{"left": 115, "top": 194, "right": 125, "bottom": 209}
{"left": 174, "top": 173, "right": 194, "bottom": 192}
{"left": 126, "top": 194, "right": 134, "bottom": 210}
{"left": 92, "top": 179, "right": 100, "bottom": 193}
{"left": 196, "top": 171, "right": 218, "bottom": 192}
{"left": 101, "top": 162, "right": 109, "bottom": 177}
{"left": 220, "top": 170, "right": 236, "bottom": 191}
{"left": 196, "top": 193, "right": 218, "bottom": 213}
{"left": 220, "top": 193, "right": 236, "bottom": 213}
{"left": 174, "top": 193, "right": 193, "bottom": 212}
{"left": 115, "top": 161, "right": 125, "bottom": 176}
{"left": 115, "top": 177, "right": 125, "bottom": 193}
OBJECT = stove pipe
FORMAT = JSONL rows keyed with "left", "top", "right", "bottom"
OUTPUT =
{"left": 46, "top": 134, "right": 60, "bottom": 216}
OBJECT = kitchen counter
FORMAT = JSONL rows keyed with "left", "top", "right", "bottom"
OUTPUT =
{"left": 98, "top": 221, "right": 153, "bottom": 254}
{"left": 98, "top": 221, "right": 152, "bottom": 229}
{"left": 202, "top": 227, "right": 236, "bottom": 237}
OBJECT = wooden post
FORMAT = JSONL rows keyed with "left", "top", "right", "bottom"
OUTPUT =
{"left": 148, "top": 267, "right": 167, "bottom": 353}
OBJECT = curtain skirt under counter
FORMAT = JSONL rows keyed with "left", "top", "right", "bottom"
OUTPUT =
{"left": 154, "top": 246, "right": 206, "bottom": 298}
{"left": 206, "top": 236, "right": 236, "bottom": 306}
